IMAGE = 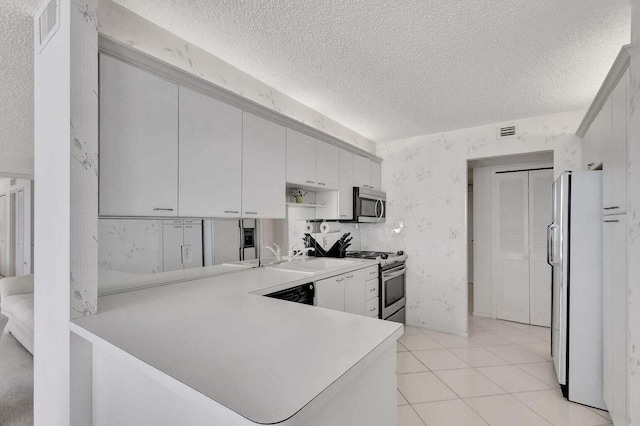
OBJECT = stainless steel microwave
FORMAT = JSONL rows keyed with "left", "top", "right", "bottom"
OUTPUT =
{"left": 353, "top": 187, "right": 386, "bottom": 223}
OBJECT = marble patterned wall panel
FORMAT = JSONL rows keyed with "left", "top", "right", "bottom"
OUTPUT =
{"left": 70, "top": 0, "right": 98, "bottom": 318}
{"left": 98, "top": 219, "right": 163, "bottom": 275}
{"left": 97, "top": 0, "right": 376, "bottom": 154}
{"left": 627, "top": 7, "right": 640, "bottom": 420}
{"left": 377, "top": 109, "right": 585, "bottom": 335}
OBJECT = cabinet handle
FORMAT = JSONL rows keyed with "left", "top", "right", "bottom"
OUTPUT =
{"left": 174, "top": 226, "right": 182, "bottom": 229}
{"left": 336, "top": 278, "right": 344, "bottom": 282}
{"left": 346, "top": 274, "right": 354, "bottom": 278}
{"left": 245, "top": 212, "right": 258, "bottom": 215}
{"left": 153, "top": 208, "right": 174, "bottom": 211}
{"left": 224, "top": 210, "right": 239, "bottom": 214}
{"left": 604, "top": 206, "right": 620, "bottom": 210}
{"left": 369, "top": 307, "right": 376, "bottom": 312}
{"left": 604, "top": 219, "right": 619, "bottom": 223}
{"left": 369, "top": 287, "right": 376, "bottom": 292}
{"left": 340, "top": 215, "right": 348, "bottom": 218}
{"left": 318, "top": 182, "right": 326, "bottom": 186}
{"left": 306, "top": 181, "right": 315, "bottom": 184}
{"left": 369, "top": 271, "right": 377, "bottom": 275}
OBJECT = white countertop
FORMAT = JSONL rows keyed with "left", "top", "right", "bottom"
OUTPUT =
{"left": 73, "top": 259, "right": 403, "bottom": 425}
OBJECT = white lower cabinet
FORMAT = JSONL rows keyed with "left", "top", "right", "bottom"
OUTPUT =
{"left": 344, "top": 269, "right": 366, "bottom": 315}
{"left": 316, "top": 266, "right": 378, "bottom": 318}
{"left": 366, "top": 297, "right": 379, "bottom": 318}
{"left": 315, "top": 275, "right": 345, "bottom": 311}
{"left": 602, "top": 215, "right": 627, "bottom": 425}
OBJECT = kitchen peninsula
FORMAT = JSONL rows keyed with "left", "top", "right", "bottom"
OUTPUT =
{"left": 70, "top": 260, "right": 402, "bottom": 425}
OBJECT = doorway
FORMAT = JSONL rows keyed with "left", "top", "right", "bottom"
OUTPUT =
{"left": 468, "top": 152, "right": 554, "bottom": 327}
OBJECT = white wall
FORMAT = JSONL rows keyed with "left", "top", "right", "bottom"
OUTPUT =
{"left": 33, "top": 0, "right": 97, "bottom": 424}
{"left": 97, "top": 0, "right": 376, "bottom": 155}
{"left": 376, "top": 110, "right": 584, "bottom": 335}
{"left": 627, "top": 2, "right": 640, "bottom": 423}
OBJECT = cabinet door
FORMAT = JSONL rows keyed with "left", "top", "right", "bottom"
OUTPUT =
{"left": 183, "top": 222, "right": 203, "bottom": 269}
{"left": 99, "top": 54, "right": 178, "bottom": 216}
{"left": 604, "top": 69, "right": 628, "bottom": 214}
{"left": 339, "top": 150, "right": 354, "bottom": 220}
{"left": 344, "top": 269, "right": 366, "bottom": 315}
{"left": 602, "top": 215, "right": 627, "bottom": 425}
{"left": 162, "top": 224, "right": 184, "bottom": 272}
{"left": 286, "top": 129, "right": 317, "bottom": 186}
{"left": 353, "top": 155, "right": 370, "bottom": 188}
{"left": 369, "top": 161, "right": 382, "bottom": 191}
{"left": 316, "top": 141, "right": 340, "bottom": 189}
{"left": 591, "top": 95, "right": 613, "bottom": 171}
{"left": 242, "top": 113, "right": 286, "bottom": 218}
{"left": 178, "top": 87, "right": 242, "bottom": 217}
{"left": 315, "top": 275, "right": 345, "bottom": 311}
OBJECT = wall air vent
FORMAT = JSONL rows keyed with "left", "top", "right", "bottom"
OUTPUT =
{"left": 36, "top": 0, "right": 60, "bottom": 53}
{"left": 498, "top": 124, "right": 517, "bottom": 139}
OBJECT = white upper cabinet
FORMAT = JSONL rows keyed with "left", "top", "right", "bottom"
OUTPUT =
{"left": 339, "top": 150, "right": 354, "bottom": 220}
{"left": 353, "top": 154, "right": 381, "bottom": 191}
{"left": 99, "top": 54, "right": 178, "bottom": 216}
{"left": 242, "top": 113, "right": 286, "bottom": 218}
{"left": 286, "top": 129, "right": 317, "bottom": 186}
{"left": 604, "top": 68, "right": 628, "bottom": 215}
{"left": 370, "top": 161, "right": 381, "bottom": 191}
{"left": 353, "top": 155, "right": 370, "bottom": 188}
{"left": 178, "top": 87, "right": 242, "bottom": 218}
{"left": 316, "top": 141, "right": 340, "bottom": 189}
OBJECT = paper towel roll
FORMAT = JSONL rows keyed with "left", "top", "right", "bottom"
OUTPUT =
{"left": 320, "top": 222, "right": 342, "bottom": 234}
{"left": 305, "top": 222, "right": 321, "bottom": 233}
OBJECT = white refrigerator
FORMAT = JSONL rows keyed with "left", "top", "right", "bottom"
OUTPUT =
{"left": 548, "top": 171, "right": 605, "bottom": 409}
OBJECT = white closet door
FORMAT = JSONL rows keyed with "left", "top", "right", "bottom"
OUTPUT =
{"left": 494, "top": 171, "right": 530, "bottom": 323}
{"left": 528, "top": 169, "right": 553, "bottom": 326}
{"left": 15, "top": 189, "right": 24, "bottom": 276}
{"left": 0, "top": 194, "right": 7, "bottom": 276}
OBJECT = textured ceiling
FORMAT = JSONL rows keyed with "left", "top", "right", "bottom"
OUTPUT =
{"left": 113, "top": 0, "right": 630, "bottom": 143}
{"left": 0, "top": 0, "right": 41, "bottom": 157}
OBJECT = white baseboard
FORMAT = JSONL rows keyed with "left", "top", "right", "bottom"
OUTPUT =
{"left": 472, "top": 311, "right": 491, "bottom": 319}
{"left": 405, "top": 321, "right": 469, "bottom": 338}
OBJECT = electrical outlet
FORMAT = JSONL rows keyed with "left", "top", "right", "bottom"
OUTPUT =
{"left": 323, "top": 236, "right": 329, "bottom": 248}
{"left": 181, "top": 245, "right": 193, "bottom": 264}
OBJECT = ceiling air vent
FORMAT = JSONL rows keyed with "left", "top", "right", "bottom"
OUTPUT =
{"left": 36, "top": 0, "right": 60, "bottom": 53}
{"left": 498, "top": 124, "right": 517, "bottom": 139}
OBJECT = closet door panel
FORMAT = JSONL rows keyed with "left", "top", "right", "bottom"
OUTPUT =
{"left": 493, "top": 171, "right": 530, "bottom": 324}
{"left": 528, "top": 169, "right": 553, "bottom": 327}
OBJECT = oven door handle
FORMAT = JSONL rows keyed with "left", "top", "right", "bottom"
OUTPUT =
{"left": 383, "top": 268, "right": 406, "bottom": 280}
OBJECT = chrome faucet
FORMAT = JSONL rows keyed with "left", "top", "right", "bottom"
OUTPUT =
{"left": 289, "top": 247, "right": 315, "bottom": 262}
{"left": 264, "top": 243, "right": 282, "bottom": 262}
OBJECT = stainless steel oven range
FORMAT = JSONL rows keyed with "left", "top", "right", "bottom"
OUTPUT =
{"left": 345, "top": 251, "right": 407, "bottom": 323}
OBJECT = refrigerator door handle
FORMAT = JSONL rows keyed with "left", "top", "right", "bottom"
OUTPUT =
{"left": 547, "top": 223, "right": 557, "bottom": 266}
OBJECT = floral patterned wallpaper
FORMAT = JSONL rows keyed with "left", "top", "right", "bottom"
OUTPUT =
{"left": 98, "top": 219, "right": 163, "bottom": 275}
{"left": 97, "top": 0, "right": 376, "bottom": 155}
{"left": 70, "top": 0, "right": 98, "bottom": 318}
{"left": 376, "top": 110, "right": 585, "bottom": 336}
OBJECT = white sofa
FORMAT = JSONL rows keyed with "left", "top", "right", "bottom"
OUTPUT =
{"left": 0, "top": 275, "right": 34, "bottom": 354}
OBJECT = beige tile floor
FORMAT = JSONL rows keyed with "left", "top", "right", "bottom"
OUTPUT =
{"left": 396, "top": 316, "right": 613, "bottom": 426}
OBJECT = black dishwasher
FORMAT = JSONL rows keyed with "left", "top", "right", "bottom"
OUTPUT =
{"left": 265, "top": 283, "right": 315, "bottom": 305}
